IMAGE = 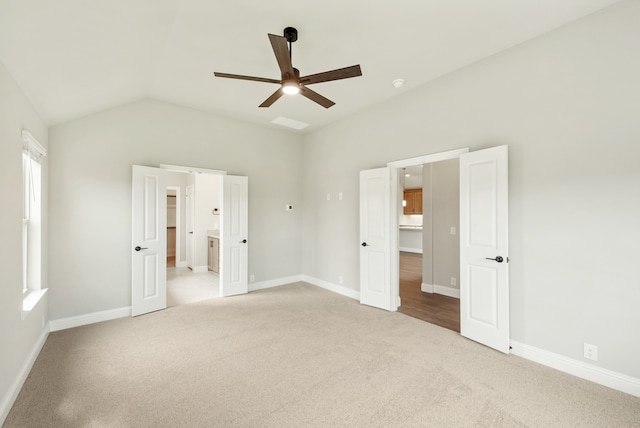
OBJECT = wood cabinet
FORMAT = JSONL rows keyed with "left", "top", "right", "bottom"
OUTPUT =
{"left": 208, "top": 237, "right": 219, "bottom": 273}
{"left": 403, "top": 189, "right": 423, "bottom": 215}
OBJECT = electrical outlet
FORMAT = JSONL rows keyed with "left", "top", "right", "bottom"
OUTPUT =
{"left": 326, "top": 193, "right": 331, "bottom": 201}
{"left": 584, "top": 343, "right": 598, "bottom": 361}
{"left": 339, "top": 276, "right": 343, "bottom": 285}
{"left": 285, "top": 204, "right": 293, "bottom": 211}
{"left": 450, "top": 226, "right": 456, "bottom": 235}
{"left": 249, "top": 274, "right": 255, "bottom": 283}
{"left": 339, "top": 192, "right": 343, "bottom": 200}
{"left": 450, "top": 277, "right": 457, "bottom": 286}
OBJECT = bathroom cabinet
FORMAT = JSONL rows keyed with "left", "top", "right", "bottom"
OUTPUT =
{"left": 403, "top": 189, "right": 423, "bottom": 215}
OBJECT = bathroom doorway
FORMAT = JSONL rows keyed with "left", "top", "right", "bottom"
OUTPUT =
{"left": 165, "top": 169, "right": 221, "bottom": 307}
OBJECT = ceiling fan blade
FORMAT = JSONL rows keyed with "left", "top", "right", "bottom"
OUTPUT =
{"left": 213, "top": 72, "right": 281, "bottom": 84}
{"left": 268, "top": 34, "right": 295, "bottom": 80}
{"left": 299, "top": 86, "right": 335, "bottom": 109}
{"left": 259, "top": 88, "right": 284, "bottom": 108}
{"left": 300, "top": 65, "right": 362, "bottom": 85}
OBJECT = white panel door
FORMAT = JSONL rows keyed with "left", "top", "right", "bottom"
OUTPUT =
{"left": 359, "top": 167, "right": 394, "bottom": 311}
{"left": 186, "top": 184, "right": 194, "bottom": 270}
{"left": 459, "top": 146, "right": 510, "bottom": 353}
{"left": 132, "top": 165, "right": 167, "bottom": 316}
{"left": 220, "top": 175, "right": 248, "bottom": 297}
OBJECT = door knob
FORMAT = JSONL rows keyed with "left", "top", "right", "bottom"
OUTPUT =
{"left": 240, "top": 239, "right": 247, "bottom": 244}
{"left": 134, "top": 246, "right": 148, "bottom": 252}
{"left": 361, "top": 242, "right": 368, "bottom": 247}
{"left": 486, "top": 256, "right": 504, "bottom": 263}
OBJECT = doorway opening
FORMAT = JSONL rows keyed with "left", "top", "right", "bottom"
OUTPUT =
{"left": 396, "top": 161, "right": 460, "bottom": 332}
{"left": 165, "top": 169, "right": 222, "bottom": 307}
{"left": 385, "top": 149, "right": 468, "bottom": 332}
{"left": 360, "top": 146, "right": 510, "bottom": 353}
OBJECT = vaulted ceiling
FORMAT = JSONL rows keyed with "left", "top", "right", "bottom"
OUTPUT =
{"left": 0, "top": 0, "right": 620, "bottom": 132}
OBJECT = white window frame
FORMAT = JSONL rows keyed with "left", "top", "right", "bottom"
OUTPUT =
{"left": 21, "top": 130, "right": 47, "bottom": 318}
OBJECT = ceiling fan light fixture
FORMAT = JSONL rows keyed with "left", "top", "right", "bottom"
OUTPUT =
{"left": 282, "top": 81, "right": 300, "bottom": 95}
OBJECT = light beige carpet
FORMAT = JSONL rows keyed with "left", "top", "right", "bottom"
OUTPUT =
{"left": 5, "top": 282, "right": 640, "bottom": 427}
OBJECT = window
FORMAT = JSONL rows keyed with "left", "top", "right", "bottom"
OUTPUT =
{"left": 21, "top": 130, "right": 47, "bottom": 317}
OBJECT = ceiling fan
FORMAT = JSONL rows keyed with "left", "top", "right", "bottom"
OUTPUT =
{"left": 214, "top": 27, "right": 362, "bottom": 109}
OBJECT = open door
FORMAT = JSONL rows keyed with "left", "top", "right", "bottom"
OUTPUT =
{"left": 185, "top": 184, "right": 194, "bottom": 270}
{"left": 131, "top": 165, "right": 167, "bottom": 316}
{"left": 459, "top": 145, "right": 509, "bottom": 353}
{"left": 220, "top": 175, "right": 248, "bottom": 297}
{"left": 359, "top": 167, "right": 395, "bottom": 311}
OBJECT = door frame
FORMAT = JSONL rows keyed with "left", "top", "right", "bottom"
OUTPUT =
{"left": 185, "top": 183, "right": 195, "bottom": 270}
{"left": 386, "top": 148, "right": 469, "bottom": 310}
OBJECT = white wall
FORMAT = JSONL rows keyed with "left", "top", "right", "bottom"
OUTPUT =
{"left": 302, "top": 0, "right": 640, "bottom": 379}
{"left": 48, "top": 99, "right": 303, "bottom": 319}
{"left": 0, "top": 61, "right": 49, "bottom": 421}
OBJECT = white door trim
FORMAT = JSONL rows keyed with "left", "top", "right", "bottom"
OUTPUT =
{"left": 387, "top": 148, "right": 469, "bottom": 169}
{"left": 386, "top": 148, "right": 469, "bottom": 309}
{"left": 160, "top": 164, "right": 227, "bottom": 175}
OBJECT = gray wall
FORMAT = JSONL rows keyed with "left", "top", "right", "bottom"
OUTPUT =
{"left": 422, "top": 159, "right": 460, "bottom": 291}
{"left": 431, "top": 159, "right": 460, "bottom": 290}
{"left": 48, "top": 99, "right": 303, "bottom": 319}
{"left": 0, "top": 62, "right": 49, "bottom": 418}
{"left": 302, "top": 1, "right": 640, "bottom": 378}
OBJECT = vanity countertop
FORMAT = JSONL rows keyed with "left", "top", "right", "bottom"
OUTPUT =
{"left": 399, "top": 225, "right": 423, "bottom": 231}
{"left": 207, "top": 230, "right": 220, "bottom": 238}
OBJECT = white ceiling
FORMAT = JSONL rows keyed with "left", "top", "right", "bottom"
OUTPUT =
{"left": 0, "top": 0, "right": 620, "bottom": 132}
{"left": 403, "top": 165, "right": 424, "bottom": 190}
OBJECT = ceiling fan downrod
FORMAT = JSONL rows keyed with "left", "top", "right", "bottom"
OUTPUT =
{"left": 284, "top": 27, "right": 297, "bottom": 61}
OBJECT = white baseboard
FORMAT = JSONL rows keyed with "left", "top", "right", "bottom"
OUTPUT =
{"left": 176, "top": 261, "right": 188, "bottom": 268}
{"left": 249, "top": 275, "right": 303, "bottom": 292}
{"left": 0, "top": 326, "right": 49, "bottom": 425}
{"left": 399, "top": 247, "right": 422, "bottom": 254}
{"left": 301, "top": 275, "right": 360, "bottom": 301}
{"left": 49, "top": 307, "right": 132, "bottom": 332}
{"left": 192, "top": 265, "right": 208, "bottom": 273}
{"left": 421, "top": 283, "right": 460, "bottom": 299}
{"left": 510, "top": 340, "right": 640, "bottom": 398}
{"left": 434, "top": 284, "right": 460, "bottom": 299}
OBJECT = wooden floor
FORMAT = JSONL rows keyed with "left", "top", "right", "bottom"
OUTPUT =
{"left": 398, "top": 252, "right": 460, "bottom": 332}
